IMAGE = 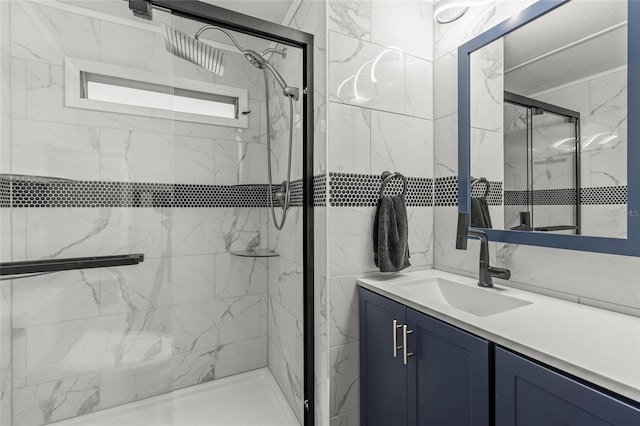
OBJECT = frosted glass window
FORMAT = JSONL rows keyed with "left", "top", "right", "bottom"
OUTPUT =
{"left": 82, "top": 72, "right": 237, "bottom": 119}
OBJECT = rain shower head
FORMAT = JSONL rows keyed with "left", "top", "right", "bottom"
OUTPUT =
{"left": 162, "top": 24, "right": 227, "bottom": 76}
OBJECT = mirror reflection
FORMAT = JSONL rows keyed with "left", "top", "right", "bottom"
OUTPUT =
{"left": 470, "top": 0, "right": 628, "bottom": 239}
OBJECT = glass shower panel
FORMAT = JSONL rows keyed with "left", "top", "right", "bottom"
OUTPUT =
{"left": 530, "top": 110, "right": 578, "bottom": 234}
{"left": 503, "top": 102, "right": 531, "bottom": 230}
{"left": 0, "top": 1, "right": 304, "bottom": 425}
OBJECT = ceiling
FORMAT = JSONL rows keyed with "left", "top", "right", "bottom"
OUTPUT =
{"left": 503, "top": 0, "right": 627, "bottom": 96}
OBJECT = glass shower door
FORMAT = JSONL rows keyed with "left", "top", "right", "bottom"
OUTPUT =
{"left": 530, "top": 110, "right": 579, "bottom": 234}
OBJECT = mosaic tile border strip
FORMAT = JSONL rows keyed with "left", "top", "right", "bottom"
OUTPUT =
{"left": 433, "top": 177, "right": 503, "bottom": 207}
{"left": 504, "top": 187, "right": 627, "bottom": 206}
{"left": 328, "top": 173, "right": 433, "bottom": 207}
{"left": 313, "top": 174, "right": 326, "bottom": 207}
{"left": 0, "top": 176, "right": 271, "bottom": 208}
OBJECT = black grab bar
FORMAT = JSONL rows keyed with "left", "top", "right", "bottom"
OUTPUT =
{"left": 0, "top": 254, "right": 144, "bottom": 277}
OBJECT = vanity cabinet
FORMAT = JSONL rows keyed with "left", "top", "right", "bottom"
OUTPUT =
{"left": 495, "top": 348, "right": 640, "bottom": 425}
{"left": 359, "top": 288, "right": 490, "bottom": 426}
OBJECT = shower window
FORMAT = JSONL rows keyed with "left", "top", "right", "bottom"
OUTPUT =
{"left": 65, "top": 57, "right": 248, "bottom": 127}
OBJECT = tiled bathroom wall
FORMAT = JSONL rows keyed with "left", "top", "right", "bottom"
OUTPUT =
{"left": 321, "top": 1, "right": 435, "bottom": 425}
{"left": 0, "top": 1, "right": 296, "bottom": 425}
{"left": 433, "top": 0, "right": 640, "bottom": 316}
{"left": 1, "top": 1, "right": 13, "bottom": 423}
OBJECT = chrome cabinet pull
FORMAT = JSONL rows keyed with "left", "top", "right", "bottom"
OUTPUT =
{"left": 392, "top": 319, "right": 403, "bottom": 357}
{"left": 402, "top": 325, "right": 414, "bottom": 365}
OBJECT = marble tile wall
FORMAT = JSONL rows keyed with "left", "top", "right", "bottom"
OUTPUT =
{"left": 324, "top": 1, "right": 434, "bottom": 425}
{"left": 433, "top": 0, "right": 640, "bottom": 317}
{"left": 265, "top": 4, "right": 317, "bottom": 424}
{"left": 1, "top": 2, "right": 280, "bottom": 425}
{"left": 1, "top": 1, "right": 12, "bottom": 424}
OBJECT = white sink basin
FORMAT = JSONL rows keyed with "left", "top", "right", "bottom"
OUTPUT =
{"left": 391, "top": 277, "right": 532, "bottom": 317}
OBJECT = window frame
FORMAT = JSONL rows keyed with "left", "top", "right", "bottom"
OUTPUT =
{"left": 65, "top": 57, "right": 249, "bottom": 128}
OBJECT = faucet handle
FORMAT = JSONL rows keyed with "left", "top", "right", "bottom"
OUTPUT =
{"left": 488, "top": 266, "right": 511, "bottom": 280}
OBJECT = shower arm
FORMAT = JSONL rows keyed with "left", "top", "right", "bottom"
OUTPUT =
{"left": 195, "top": 26, "right": 298, "bottom": 100}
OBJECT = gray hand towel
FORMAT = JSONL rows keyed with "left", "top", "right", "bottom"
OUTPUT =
{"left": 471, "top": 197, "right": 492, "bottom": 228}
{"left": 373, "top": 195, "right": 410, "bottom": 272}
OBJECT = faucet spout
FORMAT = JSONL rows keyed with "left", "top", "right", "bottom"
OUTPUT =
{"left": 456, "top": 213, "right": 511, "bottom": 288}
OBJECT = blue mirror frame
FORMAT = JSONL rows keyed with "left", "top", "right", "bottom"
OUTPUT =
{"left": 458, "top": 0, "right": 640, "bottom": 256}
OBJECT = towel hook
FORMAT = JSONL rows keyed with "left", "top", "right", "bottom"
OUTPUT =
{"left": 379, "top": 171, "right": 408, "bottom": 198}
{"left": 471, "top": 177, "right": 490, "bottom": 198}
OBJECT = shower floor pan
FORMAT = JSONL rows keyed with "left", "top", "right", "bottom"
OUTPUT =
{"left": 54, "top": 368, "right": 300, "bottom": 426}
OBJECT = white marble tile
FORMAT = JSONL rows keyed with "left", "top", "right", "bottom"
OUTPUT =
{"left": 328, "top": 207, "right": 376, "bottom": 276}
{"left": 170, "top": 136, "right": 215, "bottom": 185}
{"left": 99, "top": 208, "right": 164, "bottom": 258}
{"left": 405, "top": 55, "right": 434, "bottom": 120}
{"left": 434, "top": 114, "right": 458, "bottom": 178}
{"left": 11, "top": 118, "right": 100, "bottom": 181}
{"left": 329, "top": 31, "right": 405, "bottom": 114}
{"left": 580, "top": 205, "right": 627, "bottom": 239}
{"left": 371, "top": 0, "right": 433, "bottom": 61}
{"left": 330, "top": 409, "right": 360, "bottom": 426}
{"left": 10, "top": 2, "right": 99, "bottom": 66}
{"left": 100, "top": 129, "right": 173, "bottom": 183}
{"left": 23, "top": 208, "right": 107, "bottom": 261}
{"left": 100, "top": 356, "right": 172, "bottom": 410}
{"left": 13, "top": 269, "right": 100, "bottom": 328}
{"left": 172, "top": 296, "right": 264, "bottom": 354}
{"left": 434, "top": 0, "right": 532, "bottom": 60}
{"left": 13, "top": 373, "right": 100, "bottom": 426}
{"left": 534, "top": 81, "right": 590, "bottom": 117}
{"left": 328, "top": 276, "right": 359, "bottom": 348}
{"left": 12, "top": 325, "right": 26, "bottom": 389}
{"left": 370, "top": 111, "right": 433, "bottom": 178}
{"left": 407, "top": 206, "right": 434, "bottom": 267}
{"left": 11, "top": 58, "right": 26, "bottom": 119}
{"left": 268, "top": 296, "right": 300, "bottom": 375}
{"left": 171, "top": 346, "right": 217, "bottom": 390}
{"left": 215, "top": 336, "right": 268, "bottom": 379}
{"left": 328, "top": 102, "right": 371, "bottom": 174}
{"left": 26, "top": 309, "right": 172, "bottom": 385}
{"left": 214, "top": 253, "right": 267, "bottom": 299}
{"left": 329, "top": 342, "right": 359, "bottom": 417}
{"left": 433, "top": 206, "right": 482, "bottom": 273}
{"left": 170, "top": 255, "right": 215, "bottom": 305}
{"left": 470, "top": 128, "right": 503, "bottom": 182}
{"left": 171, "top": 207, "right": 263, "bottom": 257}
{"left": 494, "top": 244, "right": 640, "bottom": 310}
{"left": 239, "top": 141, "right": 268, "bottom": 184}
{"left": 98, "top": 21, "right": 169, "bottom": 75}
{"left": 268, "top": 256, "right": 304, "bottom": 323}
{"left": 268, "top": 334, "right": 304, "bottom": 423}
{"left": 590, "top": 68, "right": 627, "bottom": 115}
{"left": 328, "top": 0, "right": 370, "bottom": 40}
{"left": 433, "top": 52, "right": 458, "bottom": 120}
{"left": 99, "top": 257, "right": 171, "bottom": 315}
{"left": 168, "top": 208, "right": 224, "bottom": 256}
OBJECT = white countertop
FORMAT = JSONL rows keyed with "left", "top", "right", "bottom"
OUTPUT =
{"left": 357, "top": 269, "right": 640, "bottom": 403}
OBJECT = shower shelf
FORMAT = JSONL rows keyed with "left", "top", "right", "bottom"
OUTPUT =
{"left": 230, "top": 249, "right": 279, "bottom": 258}
{"left": 0, "top": 253, "right": 145, "bottom": 277}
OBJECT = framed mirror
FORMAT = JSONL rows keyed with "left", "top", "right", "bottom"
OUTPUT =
{"left": 458, "top": 0, "right": 640, "bottom": 256}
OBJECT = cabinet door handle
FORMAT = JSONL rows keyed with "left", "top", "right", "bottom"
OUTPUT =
{"left": 402, "top": 325, "right": 414, "bottom": 365}
{"left": 392, "top": 319, "right": 403, "bottom": 357}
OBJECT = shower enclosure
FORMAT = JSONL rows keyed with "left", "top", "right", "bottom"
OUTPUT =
{"left": 0, "top": 1, "right": 314, "bottom": 425}
{"left": 503, "top": 92, "right": 581, "bottom": 234}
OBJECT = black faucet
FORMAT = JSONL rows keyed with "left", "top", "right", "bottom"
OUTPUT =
{"left": 455, "top": 213, "right": 511, "bottom": 288}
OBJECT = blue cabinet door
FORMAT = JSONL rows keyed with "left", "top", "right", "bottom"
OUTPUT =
{"left": 359, "top": 288, "right": 408, "bottom": 426}
{"left": 496, "top": 347, "right": 640, "bottom": 425}
{"left": 406, "top": 308, "right": 490, "bottom": 426}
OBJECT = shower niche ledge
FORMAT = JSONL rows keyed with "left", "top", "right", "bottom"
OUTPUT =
{"left": 230, "top": 249, "right": 279, "bottom": 258}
